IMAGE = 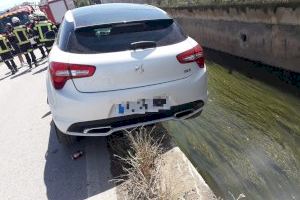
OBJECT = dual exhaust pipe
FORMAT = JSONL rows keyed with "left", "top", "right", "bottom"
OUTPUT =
{"left": 83, "top": 109, "right": 195, "bottom": 134}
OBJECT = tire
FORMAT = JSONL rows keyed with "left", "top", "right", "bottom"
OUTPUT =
{"left": 54, "top": 123, "right": 77, "bottom": 145}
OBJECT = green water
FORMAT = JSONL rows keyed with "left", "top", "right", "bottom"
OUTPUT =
{"left": 164, "top": 61, "right": 300, "bottom": 200}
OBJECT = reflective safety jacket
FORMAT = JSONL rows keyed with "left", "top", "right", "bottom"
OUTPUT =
{"left": 13, "top": 25, "right": 30, "bottom": 46}
{"left": 0, "top": 35, "right": 12, "bottom": 54}
{"left": 34, "top": 21, "right": 57, "bottom": 43}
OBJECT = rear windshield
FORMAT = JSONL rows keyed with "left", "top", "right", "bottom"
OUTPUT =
{"left": 66, "top": 19, "right": 187, "bottom": 54}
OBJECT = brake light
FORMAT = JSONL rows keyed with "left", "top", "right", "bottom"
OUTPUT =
{"left": 176, "top": 44, "right": 205, "bottom": 68}
{"left": 49, "top": 62, "right": 96, "bottom": 90}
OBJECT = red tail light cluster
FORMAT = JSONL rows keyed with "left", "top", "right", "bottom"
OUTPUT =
{"left": 176, "top": 44, "right": 205, "bottom": 68}
{"left": 49, "top": 62, "right": 96, "bottom": 90}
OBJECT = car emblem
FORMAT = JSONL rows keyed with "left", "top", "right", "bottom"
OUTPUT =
{"left": 135, "top": 64, "right": 144, "bottom": 73}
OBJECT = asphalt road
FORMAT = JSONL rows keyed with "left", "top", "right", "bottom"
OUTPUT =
{"left": 0, "top": 53, "right": 117, "bottom": 200}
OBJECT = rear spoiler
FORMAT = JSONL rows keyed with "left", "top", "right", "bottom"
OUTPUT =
{"left": 74, "top": 19, "right": 174, "bottom": 31}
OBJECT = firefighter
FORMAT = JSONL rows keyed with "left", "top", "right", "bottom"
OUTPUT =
{"left": 11, "top": 16, "right": 37, "bottom": 69}
{"left": 33, "top": 13, "right": 57, "bottom": 53}
{"left": 26, "top": 15, "right": 46, "bottom": 59}
{"left": 0, "top": 34, "right": 18, "bottom": 74}
{"left": 5, "top": 23, "right": 25, "bottom": 67}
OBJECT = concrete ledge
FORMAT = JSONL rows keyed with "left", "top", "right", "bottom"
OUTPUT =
{"left": 108, "top": 126, "right": 215, "bottom": 199}
{"left": 160, "top": 147, "right": 216, "bottom": 200}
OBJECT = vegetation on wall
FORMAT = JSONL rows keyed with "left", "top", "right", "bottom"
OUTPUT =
{"left": 129, "top": 0, "right": 300, "bottom": 6}
{"left": 160, "top": 0, "right": 297, "bottom": 5}
{"left": 99, "top": 0, "right": 299, "bottom": 8}
{"left": 73, "top": 0, "right": 91, "bottom": 7}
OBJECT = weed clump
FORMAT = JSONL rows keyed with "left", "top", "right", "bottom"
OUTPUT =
{"left": 108, "top": 126, "right": 172, "bottom": 200}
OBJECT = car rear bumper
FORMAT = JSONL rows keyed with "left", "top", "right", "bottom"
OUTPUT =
{"left": 67, "top": 100, "right": 204, "bottom": 136}
{"left": 47, "top": 67, "right": 208, "bottom": 135}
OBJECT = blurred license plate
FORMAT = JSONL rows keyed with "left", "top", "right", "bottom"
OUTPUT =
{"left": 117, "top": 98, "right": 170, "bottom": 115}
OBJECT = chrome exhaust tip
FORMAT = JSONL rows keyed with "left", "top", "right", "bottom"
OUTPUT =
{"left": 174, "top": 109, "right": 194, "bottom": 118}
{"left": 83, "top": 126, "right": 112, "bottom": 134}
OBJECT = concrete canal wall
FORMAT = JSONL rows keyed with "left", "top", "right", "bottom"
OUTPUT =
{"left": 165, "top": 3, "right": 300, "bottom": 73}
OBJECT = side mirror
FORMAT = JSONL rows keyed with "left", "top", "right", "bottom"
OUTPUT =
{"left": 45, "top": 30, "right": 56, "bottom": 40}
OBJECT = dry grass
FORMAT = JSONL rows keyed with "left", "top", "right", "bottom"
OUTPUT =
{"left": 108, "top": 125, "right": 173, "bottom": 200}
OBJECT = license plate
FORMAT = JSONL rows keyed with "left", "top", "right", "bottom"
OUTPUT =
{"left": 117, "top": 98, "right": 170, "bottom": 115}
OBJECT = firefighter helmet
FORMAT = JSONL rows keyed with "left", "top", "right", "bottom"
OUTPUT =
{"left": 33, "top": 11, "right": 46, "bottom": 18}
{"left": 28, "top": 14, "right": 35, "bottom": 20}
{"left": 12, "top": 17, "right": 20, "bottom": 24}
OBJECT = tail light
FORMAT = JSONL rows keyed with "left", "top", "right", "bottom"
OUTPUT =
{"left": 49, "top": 62, "right": 96, "bottom": 90}
{"left": 176, "top": 44, "right": 205, "bottom": 68}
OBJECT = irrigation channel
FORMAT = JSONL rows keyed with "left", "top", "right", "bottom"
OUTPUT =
{"left": 164, "top": 50, "right": 300, "bottom": 200}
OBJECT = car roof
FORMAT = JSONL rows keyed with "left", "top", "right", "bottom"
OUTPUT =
{"left": 71, "top": 3, "right": 171, "bottom": 29}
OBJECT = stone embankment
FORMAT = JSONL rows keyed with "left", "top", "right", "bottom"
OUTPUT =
{"left": 165, "top": 3, "right": 300, "bottom": 73}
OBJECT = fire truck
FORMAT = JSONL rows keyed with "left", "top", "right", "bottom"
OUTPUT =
{"left": 0, "top": 5, "right": 34, "bottom": 34}
{"left": 39, "top": 0, "right": 76, "bottom": 25}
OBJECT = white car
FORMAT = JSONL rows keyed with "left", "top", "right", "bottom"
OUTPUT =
{"left": 46, "top": 3, "right": 208, "bottom": 144}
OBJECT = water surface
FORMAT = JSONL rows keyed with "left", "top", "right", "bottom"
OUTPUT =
{"left": 164, "top": 61, "right": 300, "bottom": 200}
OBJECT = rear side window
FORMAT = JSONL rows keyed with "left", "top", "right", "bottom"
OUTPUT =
{"left": 57, "top": 19, "right": 74, "bottom": 51}
{"left": 67, "top": 19, "right": 187, "bottom": 54}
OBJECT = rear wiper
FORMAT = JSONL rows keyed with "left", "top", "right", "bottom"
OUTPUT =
{"left": 130, "top": 41, "right": 156, "bottom": 50}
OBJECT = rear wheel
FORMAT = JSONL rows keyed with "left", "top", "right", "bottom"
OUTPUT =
{"left": 54, "top": 123, "right": 77, "bottom": 145}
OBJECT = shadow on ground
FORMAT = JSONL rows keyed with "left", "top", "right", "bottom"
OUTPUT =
{"left": 10, "top": 69, "right": 31, "bottom": 79}
{"left": 32, "top": 66, "right": 48, "bottom": 75}
{"left": 41, "top": 111, "right": 51, "bottom": 119}
{"left": 0, "top": 73, "right": 12, "bottom": 81}
{"left": 107, "top": 124, "right": 174, "bottom": 183}
{"left": 44, "top": 122, "right": 114, "bottom": 200}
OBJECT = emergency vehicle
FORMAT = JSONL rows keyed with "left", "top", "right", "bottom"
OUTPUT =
{"left": 39, "top": 0, "right": 76, "bottom": 25}
{"left": 0, "top": 6, "right": 34, "bottom": 34}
